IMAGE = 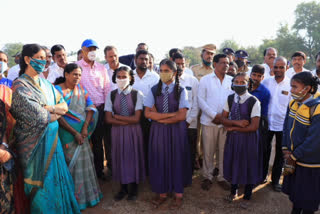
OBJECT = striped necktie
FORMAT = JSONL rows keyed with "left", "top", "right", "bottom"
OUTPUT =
{"left": 234, "top": 95, "right": 241, "bottom": 120}
{"left": 120, "top": 92, "right": 129, "bottom": 116}
{"left": 163, "top": 86, "right": 169, "bottom": 113}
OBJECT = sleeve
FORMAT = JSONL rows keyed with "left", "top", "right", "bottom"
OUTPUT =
{"left": 0, "top": 100, "right": 6, "bottom": 142}
{"left": 291, "top": 110, "right": 320, "bottom": 161}
{"left": 197, "top": 78, "right": 217, "bottom": 119}
{"left": 282, "top": 106, "right": 291, "bottom": 150}
{"left": 83, "top": 86, "right": 97, "bottom": 112}
{"left": 223, "top": 100, "right": 230, "bottom": 112}
{"left": 103, "top": 68, "right": 111, "bottom": 103}
{"left": 179, "top": 87, "right": 190, "bottom": 109}
{"left": 143, "top": 89, "right": 155, "bottom": 108}
{"left": 135, "top": 90, "right": 144, "bottom": 111}
{"left": 251, "top": 99, "right": 261, "bottom": 118}
{"left": 104, "top": 91, "right": 113, "bottom": 112}
{"left": 186, "top": 79, "right": 199, "bottom": 124}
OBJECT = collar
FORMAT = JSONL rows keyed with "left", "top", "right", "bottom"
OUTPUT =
{"left": 162, "top": 80, "right": 176, "bottom": 90}
{"left": 79, "top": 59, "right": 97, "bottom": 68}
{"left": 117, "top": 85, "right": 132, "bottom": 95}
{"left": 236, "top": 91, "right": 250, "bottom": 100}
{"left": 133, "top": 69, "right": 152, "bottom": 78}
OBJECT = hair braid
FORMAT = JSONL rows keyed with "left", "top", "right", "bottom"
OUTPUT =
{"left": 156, "top": 80, "right": 162, "bottom": 97}
{"left": 175, "top": 68, "right": 181, "bottom": 101}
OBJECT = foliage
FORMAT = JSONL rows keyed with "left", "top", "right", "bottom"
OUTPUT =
{"left": 1, "top": 43, "right": 24, "bottom": 67}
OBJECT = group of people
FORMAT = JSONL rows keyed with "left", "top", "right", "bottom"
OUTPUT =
{"left": 0, "top": 39, "right": 319, "bottom": 214}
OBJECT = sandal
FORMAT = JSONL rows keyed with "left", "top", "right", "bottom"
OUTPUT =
{"left": 151, "top": 196, "right": 167, "bottom": 208}
{"left": 169, "top": 197, "right": 183, "bottom": 210}
{"left": 224, "top": 193, "right": 236, "bottom": 203}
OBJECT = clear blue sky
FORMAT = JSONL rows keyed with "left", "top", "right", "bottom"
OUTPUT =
{"left": 1, "top": 0, "right": 310, "bottom": 62}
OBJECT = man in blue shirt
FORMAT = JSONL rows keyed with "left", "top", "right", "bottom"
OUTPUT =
{"left": 249, "top": 64, "right": 271, "bottom": 183}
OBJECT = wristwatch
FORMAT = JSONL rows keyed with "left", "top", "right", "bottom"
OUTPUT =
{"left": 0, "top": 142, "right": 9, "bottom": 149}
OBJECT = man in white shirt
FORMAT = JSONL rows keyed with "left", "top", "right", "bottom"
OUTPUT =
{"left": 132, "top": 50, "right": 159, "bottom": 171}
{"left": 39, "top": 47, "right": 60, "bottom": 83}
{"left": 7, "top": 52, "right": 21, "bottom": 81}
{"left": 104, "top": 46, "right": 129, "bottom": 90}
{"left": 49, "top": 44, "right": 68, "bottom": 77}
{"left": 262, "top": 56, "right": 291, "bottom": 191}
{"left": 198, "top": 54, "right": 233, "bottom": 190}
{"left": 262, "top": 47, "right": 277, "bottom": 79}
{"left": 173, "top": 52, "right": 199, "bottom": 174}
{"left": 286, "top": 51, "right": 309, "bottom": 79}
{"left": 312, "top": 52, "right": 320, "bottom": 77}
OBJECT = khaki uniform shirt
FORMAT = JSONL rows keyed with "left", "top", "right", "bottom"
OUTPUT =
{"left": 191, "top": 63, "right": 214, "bottom": 81}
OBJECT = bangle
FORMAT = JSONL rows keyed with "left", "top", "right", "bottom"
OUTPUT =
{"left": 52, "top": 106, "right": 56, "bottom": 114}
{"left": 0, "top": 142, "right": 9, "bottom": 149}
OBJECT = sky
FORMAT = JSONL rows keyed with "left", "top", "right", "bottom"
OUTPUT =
{"left": 1, "top": 0, "right": 310, "bottom": 62}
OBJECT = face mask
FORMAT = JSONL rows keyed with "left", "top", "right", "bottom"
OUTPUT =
{"left": 30, "top": 58, "right": 46, "bottom": 73}
{"left": 291, "top": 87, "right": 308, "bottom": 101}
{"left": 160, "top": 72, "right": 174, "bottom": 83}
{"left": 0, "top": 61, "right": 8, "bottom": 74}
{"left": 14, "top": 58, "right": 20, "bottom": 65}
{"left": 235, "top": 60, "right": 244, "bottom": 68}
{"left": 232, "top": 83, "right": 248, "bottom": 95}
{"left": 202, "top": 58, "right": 212, "bottom": 67}
{"left": 116, "top": 78, "right": 130, "bottom": 90}
{"left": 87, "top": 51, "right": 97, "bottom": 61}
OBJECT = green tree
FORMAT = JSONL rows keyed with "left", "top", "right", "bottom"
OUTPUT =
{"left": 181, "top": 46, "right": 202, "bottom": 67}
{"left": 218, "top": 39, "right": 240, "bottom": 53}
{"left": 293, "top": 1, "right": 320, "bottom": 64}
{"left": 2, "top": 43, "right": 24, "bottom": 67}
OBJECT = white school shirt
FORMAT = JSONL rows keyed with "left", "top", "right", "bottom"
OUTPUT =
{"left": 263, "top": 76, "right": 291, "bottom": 131}
{"left": 198, "top": 72, "right": 233, "bottom": 126}
{"left": 132, "top": 69, "right": 160, "bottom": 101}
{"left": 223, "top": 92, "right": 261, "bottom": 118}
{"left": 286, "top": 67, "right": 310, "bottom": 79}
{"left": 180, "top": 72, "right": 199, "bottom": 129}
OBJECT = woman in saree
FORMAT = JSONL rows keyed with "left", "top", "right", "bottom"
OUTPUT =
{"left": 0, "top": 84, "right": 30, "bottom": 214}
{"left": 0, "top": 99, "right": 14, "bottom": 213}
{"left": 10, "top": 44, "right": 80, "bottom": 214}
{"left": 54, "top": 63, "right": 102, "bottom": 210}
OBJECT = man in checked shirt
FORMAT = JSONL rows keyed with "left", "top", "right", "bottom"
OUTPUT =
{"left": 77, "top": 39, "right": 111, "bottom": 180}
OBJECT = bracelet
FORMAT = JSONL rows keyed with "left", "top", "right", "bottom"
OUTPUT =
{"left": 0, "top": 142, "right": 9, "bottom": 149}
{"left": 52, "top": 106, "right": 56, "bottom": 114}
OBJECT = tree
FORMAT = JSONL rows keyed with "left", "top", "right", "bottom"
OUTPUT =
{"left": 293, "top": 1, "right": 320, "bottom": 64}
{"left": 181, "top": 46, "right": 202, "bottom": 67}
{"left": 1, "top": 43, "right": 24, "bottom": 67}
{"left": 218, "top": 39, "right": 240, "bottom": 53}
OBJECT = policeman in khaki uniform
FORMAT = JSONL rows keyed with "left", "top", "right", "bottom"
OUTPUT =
{"left": 234, "top": 50, "right": 250, "bottom": 73}
{"left": 191, "top": 44, "right": 216, "bottom": 81}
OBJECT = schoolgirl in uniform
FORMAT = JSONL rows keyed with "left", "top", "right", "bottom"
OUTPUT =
{"left": 105, "top": 66, "right": 145, "bottom": 201}
{"left": 282, "top": 72, "right": 320, "bottom": 214}
{"left": 144, "top": 59, "right": 192, "bottom": 209}
{"left": 221, "top": 72, "right": 262, "bottom": 209}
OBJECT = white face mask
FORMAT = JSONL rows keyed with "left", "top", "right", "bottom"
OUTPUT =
{"left": 116, "top": 78, "right": 130, "bottom": 90}
{"left": 0, "top": 61, "right": 8, "bottom": 74}
{"left": 87, "top": 51, "right": 97, "bottom": 61}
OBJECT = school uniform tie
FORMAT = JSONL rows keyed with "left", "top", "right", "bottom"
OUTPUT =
{"left": 234, "top": 95, "right": 241, "bottom": 120}
{"left": 163, "top": 86, "right": 169, "bottom": 113}
{"left": 120, "top": 92, "right": 129, "bottom": 116}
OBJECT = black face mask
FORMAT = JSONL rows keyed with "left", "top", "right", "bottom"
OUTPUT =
{"left": 232, "top": 84, "right": 247, "bottom": 95}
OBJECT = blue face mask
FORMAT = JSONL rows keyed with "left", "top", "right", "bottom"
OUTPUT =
{"left": 30, "top": 58, "right": 46, "bottom": 73}
{"left": 202, "top": 58, "right": 212, "bottom": 67}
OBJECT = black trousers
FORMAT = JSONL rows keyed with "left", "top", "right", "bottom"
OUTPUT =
{"left": 187, "top": 128, "right": 197, "bottom": 174}
{"left": 231, "top": 184, "right": 254, "bottom": 200}
{"left": 91, "top": 105, "right": 109, "bottom": 176}
{"left": 263, "top": 130, "right": 284, "bottom": 184}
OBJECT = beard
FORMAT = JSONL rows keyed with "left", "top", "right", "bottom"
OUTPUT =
{"left": 138, "top": 65, "right": 147, "bottom": 72}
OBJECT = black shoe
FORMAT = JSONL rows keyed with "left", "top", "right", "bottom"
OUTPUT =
{"left": 212, "top": 168, "right": 219, "bottom": 177}
{"left": 127, "top": 183, "right": 138, "bottom": 201}
{"left": 272, "top": 183, "right": 282, "bottom": 192}
{"left": 114, "top": 190, "right": 128, "bottom": 201}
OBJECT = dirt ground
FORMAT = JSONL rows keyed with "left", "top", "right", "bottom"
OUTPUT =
{"left": 82, "top": 169, "right": 320, "bottom": 214}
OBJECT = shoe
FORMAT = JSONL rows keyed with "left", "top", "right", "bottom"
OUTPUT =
{"left": 169, "top": 197, "right": 183, "bottom": 210}
{"left": 201, "top": 179, "right": 213, "bottom": 191}
{"left": 224, "top": 193, "right": 236, "bottom": 203}
{"left": 218, "top": 180, "right": 230, "bottom": 191}
{"left": 272, "top": 183, "right": 282, "bottom": 192}
{"left": 127, "top": 194, "right": 137, "bottom": 201}
{"left": 97, "top": 172, "right": 107, "bottom": 181}
{"left": 114, "top": 190, "right": 128, "bottom": 201}
{"left": 127, "top": 183, "right": 138, "bottom": 201}
{"left": 212, "top": 168, "right": 219, "bottom": 177}
{"left": 240, "top": 200, "right": 250, "bottom": 209}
